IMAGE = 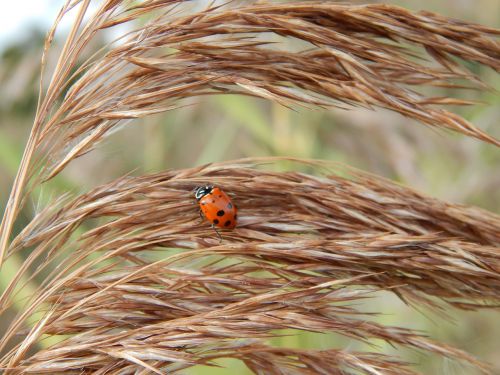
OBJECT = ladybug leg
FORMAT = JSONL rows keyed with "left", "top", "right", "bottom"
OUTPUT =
{"left": 198, "top": 209, "right": 204, "bottom": 223}
{"left": 211, "top": 224, "right": 223, "bottom": 242}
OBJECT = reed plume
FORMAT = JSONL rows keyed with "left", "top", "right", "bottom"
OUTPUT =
{"left": 1, "top": 1, "right": 499, "bottom": 374}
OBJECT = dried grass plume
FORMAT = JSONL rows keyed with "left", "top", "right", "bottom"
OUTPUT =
{"left": 1, "top": 1, "right": 500, "bottom": 374}
{"left": 1, "top": 157, "right": 500, "bottom": 373}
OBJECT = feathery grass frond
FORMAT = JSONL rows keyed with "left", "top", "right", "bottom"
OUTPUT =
{"left": 1, "top": 1, "right": 500, "bottom": 373}
{"left": 1, "top": 0, "right": 500, "bottom": 264}
{"left": 1, "top": 158, "right": 498, "bottom": 373}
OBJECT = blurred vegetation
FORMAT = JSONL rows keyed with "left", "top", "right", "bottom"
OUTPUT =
{"left": 0, "top": 1, "right": 499, "bottom": 374}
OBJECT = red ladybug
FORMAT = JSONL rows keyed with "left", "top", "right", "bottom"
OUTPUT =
{"left": 194, "top": 185, "right": 237, "bottom": 240}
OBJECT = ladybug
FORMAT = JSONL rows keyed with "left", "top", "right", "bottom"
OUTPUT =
{"left": 194, "top": 185, "right": 237, "bottom": 240}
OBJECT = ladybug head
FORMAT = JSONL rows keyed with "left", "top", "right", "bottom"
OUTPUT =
{"left": 194, "top": 185, "right": 214, "bottom": 201}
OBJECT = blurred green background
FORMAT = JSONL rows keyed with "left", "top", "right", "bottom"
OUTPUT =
{"left": 0, "top": 0, "right": 499, "bottom": 374}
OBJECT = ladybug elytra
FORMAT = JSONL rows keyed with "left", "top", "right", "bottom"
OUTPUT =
{"left": 194, "top": 185, "right": 237, "bottom": 240}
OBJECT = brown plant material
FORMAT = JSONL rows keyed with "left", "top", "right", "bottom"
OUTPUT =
{"left": 1, "top": 0, "right": 500, "bottom": 263}
{"left": 1, "top": 1, "right": 500, "bottom": 374}
{"left": 1, "top": 158, "right": 499, "bottom": 373}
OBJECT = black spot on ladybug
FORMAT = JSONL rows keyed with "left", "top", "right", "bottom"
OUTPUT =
{"left": 217, "top": 210, "right": 225, "bottom": 217}
{"left": 218, "top": 195, "right": 222, "bottom": 198}
{"left": 213, "top": 219, "right": 219, "bottom": 225}
{"left": 224, "top": 220, "right": 231, "bottom": 227}
{"left": 227, "top": 202, "right": 233, "bottom": 209}
{"left": 212, "top": 200, "right": 215, "bottom": 204}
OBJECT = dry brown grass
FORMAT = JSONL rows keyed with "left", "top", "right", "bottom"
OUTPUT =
{"left": 1, "top": 158, "right": 499, "bottom": 373}
{"left": 2, "top": 0, "right": 500, "bottom": 262}
{"left": 1, "top": 1, "right": 499, "bottom": 374}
